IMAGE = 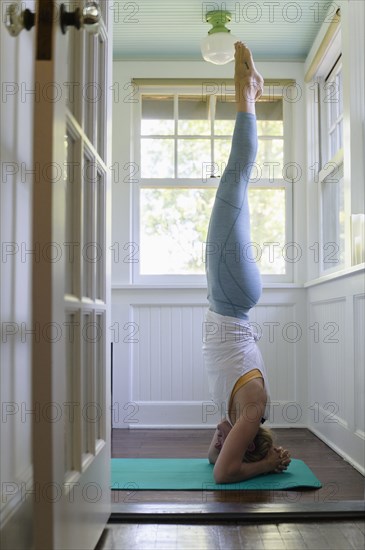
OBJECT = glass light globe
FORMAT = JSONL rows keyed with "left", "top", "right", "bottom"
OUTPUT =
{"left": 201, "top": 31, "right": 238, "bottom": 64}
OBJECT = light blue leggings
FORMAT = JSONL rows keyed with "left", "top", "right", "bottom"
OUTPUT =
{"left": 206, "top": 112, "right": 262, "bottom": 320}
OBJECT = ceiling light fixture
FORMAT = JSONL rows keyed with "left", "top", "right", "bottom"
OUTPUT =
{"left": 201, "top": 10, "right": 238, "bottom": 65}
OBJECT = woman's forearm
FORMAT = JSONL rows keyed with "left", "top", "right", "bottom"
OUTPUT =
{"left": 208, "top": 445, "right": 220, "bottom": 464}
{"left": 214, "top": 457, "right": 270, "bottom": 484}
{"left": 208, "top": 428, "right": 220, "bottom": 464}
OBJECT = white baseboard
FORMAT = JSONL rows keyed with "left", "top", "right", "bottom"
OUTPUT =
{"left": 112, "top": 400, "right": 309, "bottom": 429}
{"left": 308, "top": 425, "right": 365, "bottom": 476}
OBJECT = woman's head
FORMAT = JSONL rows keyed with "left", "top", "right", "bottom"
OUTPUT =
{"left": 242, "top": 426, "right": 274, "bottom": 463}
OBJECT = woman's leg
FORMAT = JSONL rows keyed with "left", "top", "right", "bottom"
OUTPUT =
{"left": 206, "top": 43, "right": 264, "bottom": 320}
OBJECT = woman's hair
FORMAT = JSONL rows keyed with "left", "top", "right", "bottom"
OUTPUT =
{"left": 242, "top": 426, "right": 274, "bottom": 463}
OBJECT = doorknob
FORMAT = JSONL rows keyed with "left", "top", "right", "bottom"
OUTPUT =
{"left": 60, "top": 2, "right": 101, "bottom": 35}
{"left": 5, "top": 4, "right": 35, "bottom": 36}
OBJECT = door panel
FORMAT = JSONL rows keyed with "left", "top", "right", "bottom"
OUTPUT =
{"left": 32, "top": 1, "right": 112, "bottom": 548}
{"left": 0, "top": 1, "right": 36, "bottom": 547}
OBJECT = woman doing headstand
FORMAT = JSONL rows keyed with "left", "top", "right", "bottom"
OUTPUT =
{"left": 203, "top": 42, "right": 291, "bottom": 484}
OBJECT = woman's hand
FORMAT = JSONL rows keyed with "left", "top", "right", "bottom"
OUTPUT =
{"left": 214, "top": 420, "right": 232, "bottom": 450}
{"left": 265, "top": 446, "right": 291, "bottom": 473}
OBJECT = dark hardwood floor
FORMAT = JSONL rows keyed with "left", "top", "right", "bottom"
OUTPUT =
{"left": 104, "top": 428, "right": 365, "bottom": 549}
{"left": 97, "top": 520, "right": 365, "bottom": 549}
{"left": 111, "top": 428, "right": 364, "bottom": 504}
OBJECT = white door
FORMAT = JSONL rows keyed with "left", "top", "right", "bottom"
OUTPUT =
{"left": 0, "top": 2, "right": 36, "bottom": 548}
{"left": 32, "top": 1, "right": 112, "bottom": 548}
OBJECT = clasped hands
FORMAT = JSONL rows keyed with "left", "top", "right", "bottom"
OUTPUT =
{"left": 268, "top": 446, "right": 291, "bottom": 473}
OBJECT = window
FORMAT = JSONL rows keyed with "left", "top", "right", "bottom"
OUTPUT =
{"left": 133, "top": 84, "right": 293, "bottom": 284}
{"left": 318, "top": 54, "right": 345, "bottom": 273}
{"left": 320, "top": 56, "right": 343, "bottom": 166}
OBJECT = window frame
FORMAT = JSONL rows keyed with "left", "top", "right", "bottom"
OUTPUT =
{"left": 316, "top": 27, "right": 345, "bottom": 276}
{"left": 319, "top": 56, "right": 343, "bottom": 168}
{"left": 132, "top": 84, "right": 294, "bottom": 285}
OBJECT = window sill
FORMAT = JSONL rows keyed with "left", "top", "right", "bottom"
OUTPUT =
{"left": 304, "top": 263, "right": 365, "bottom": 288}
{"left": 112, "top": 283, "right": 305, "bottom": 290}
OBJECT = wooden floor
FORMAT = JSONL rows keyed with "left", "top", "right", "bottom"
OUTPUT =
{"left": 104, "top": 428, "right": 365, "bottom": 549}
{"left": 97, "top": 520, "right": 365, "bottom": 549}
{"left": 111, "top": 428, "right": 364, "bottom": 503}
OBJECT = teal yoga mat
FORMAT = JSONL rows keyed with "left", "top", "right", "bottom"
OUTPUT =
{"left": 111, "top": 458, "right": 321, "bottom": 490}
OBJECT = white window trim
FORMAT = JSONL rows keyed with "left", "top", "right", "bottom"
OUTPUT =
{"left": 317, "top": 152, "right": 345, "bottom": 276}
{"left": 132, "top": 84, "right": 294, "bottom": 285}
{"left": 313, "top": 22, "right": 345, "bottom": 277}
{"left": 305, "top": 3, "right": 350, "bottom": 279}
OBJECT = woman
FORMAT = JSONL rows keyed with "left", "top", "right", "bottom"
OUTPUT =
{"left": 203, "top": 42, "right": 291, "bottom": 484}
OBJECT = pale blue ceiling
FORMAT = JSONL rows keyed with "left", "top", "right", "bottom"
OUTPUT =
{"left": 113, "top": 0, "right": 333, "bottom": 61}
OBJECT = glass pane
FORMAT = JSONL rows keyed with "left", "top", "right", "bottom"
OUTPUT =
{"left": 249, "top": 188, "right": 286, "bottom": 275}
{"left": 178, "top": 139, "right": 211, "bottom": 178}
{"left": 214, "top": 120, "right": 235, "bottom": 135}
{"left": 214, "top": 139, "right": 231, "bottom": 176}
{"left": 256, "top": 139, "right": 284, "bottom": 180}
{"left": 140, "top": 187, "right": 286, "bottom": 275}
{"left": 178, "top": 119, "right": 210, "bottom": 135}
{"left": 257, "top": 120, "right": 284, "bottom": 136}
{"left": 177, "top": 95, "right": 210, "bottom": 135}
{"left": 65, "top": 27, "right": 77, "bottom": 117}
{"left": 95, "top": 313, "right": 105, "bottom": 441}
{"left": 65, "top": 312, "right": 76, "bottom": 472}
{"left": 142, "top": 96, "right": 174, "bottom": 135}
{"left": 141, "top": 139, "right": 174, "bottom": 178}
{"left": 82, "top": 314, "right": 92, "bottom": 454}
{"left": 83, "top": 158, "right": 94, "bottom": 297}
{"left": 65, "top": 133, "right": 76, "bottom": 295}
{"left": 215, "top": 96, "right": 235, "bottom": 135}
{"left": 215, "top": 95, "right": 234, "bottom": 115}
{"left": 95, "top": 172, "right": 105, "bottom": 301}
{"left": 140, "top": 188, "right": 216, "bottom": 274}
{"left": 97, "top": 36, "right": 106, "bottom": 159}
{"left": 322, "top": 176, "right": 345, "bottom": 270}
{"left": 84, "top": 34, "right": 97, "bottom": 144}
{"left": 141, "top": 119, "right": 174, "bottom": 135}
{"left": 178, "top": 96, "right": 210, "bottom": 135}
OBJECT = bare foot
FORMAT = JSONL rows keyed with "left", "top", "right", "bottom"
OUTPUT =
{"left": 234, "top": 41, "right": 264, "bottom": 105}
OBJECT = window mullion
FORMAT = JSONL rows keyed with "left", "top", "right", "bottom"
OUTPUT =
{"left": 210, "top": 95, "right": 215, "bottom": 166}
{"left": 174, "top": 94, "right": 178, "bottom": 178}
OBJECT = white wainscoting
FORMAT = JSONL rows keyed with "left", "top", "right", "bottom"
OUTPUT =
{"left": 111, "top": 287, "right": 307, "bottom": 429}
{"left": 307, "top": 270, "right": 365, "bottom": 474}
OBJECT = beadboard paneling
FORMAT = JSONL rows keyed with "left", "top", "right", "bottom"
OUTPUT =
{"left": 307, "top": 271, "right": 365, "bottom": 474}
{"left": 354, "top": 294, "right": 365, "bottom": 437}
{"left": 112, "top": 287, "right": 307, "bottom": 428}
{"left": 132, "top": 305, "right": 209, "bottom": 402}
{"left": 309, "top": 298, "right": 347, "bottom": 426}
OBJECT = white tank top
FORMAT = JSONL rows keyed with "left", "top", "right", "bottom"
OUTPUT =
{"left": 202, "top": 308, "right": 271, "bottom": 425}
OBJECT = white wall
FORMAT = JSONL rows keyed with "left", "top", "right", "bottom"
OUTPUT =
{"left": 0, "top": 1, "right": 35, "bottom": 546}
{"left": 306, "top": 272, "right": 364, "bottom": 473}
{"left": 303, "top": 0, "right": 365, "bottom": 474}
